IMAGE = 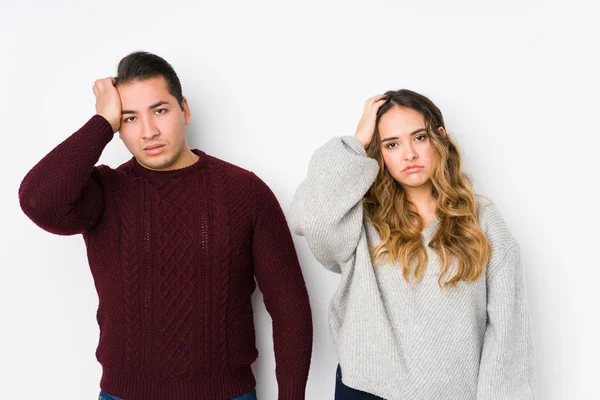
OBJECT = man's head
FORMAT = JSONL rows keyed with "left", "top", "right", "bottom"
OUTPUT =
{"left": 115, "top": 51, "right": 195, "bottom": 171}
{"left": 116, "top": 51, "right": 184, "bottom": 109}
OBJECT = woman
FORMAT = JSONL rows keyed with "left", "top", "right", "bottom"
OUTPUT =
{"left": 290, "top": 90, "right": 536, "bottom": 399}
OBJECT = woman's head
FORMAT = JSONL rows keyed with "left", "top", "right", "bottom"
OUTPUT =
{"left": 366, "top": 89, "right": 459, "bottom": 197}
{"left": 363, "top": 89, "right": 491, "bottom": 287}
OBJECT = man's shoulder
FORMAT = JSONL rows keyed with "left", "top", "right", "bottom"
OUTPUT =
{"left": 114, "top": 158, "right": 137, "bottom": 174}
{"left": 205, "top": 153, "right": 255, "bottom": 183}
{"left": 89, "top": 159, "right": 135, "bottom": 178}
{"left": 90, "top": 159, "right": 138, "bottom": 186}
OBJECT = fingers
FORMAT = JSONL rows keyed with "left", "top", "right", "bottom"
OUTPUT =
{"left": 373, "top": 96, "right": 386, "bottom": 111}
{"left": 92, "top": 77, "right": 122, "bottom": 132}
{"left": 365, "top": 94, "right": 386, "bottom": 105}
{"left": 364, "top": 94, "right": 387, "bottom": 112}
{"left": 93, "top": 77, "right": 116, "bottom": 92}
{"left": 92, "top": 77, "right": 117, "bottom": 102}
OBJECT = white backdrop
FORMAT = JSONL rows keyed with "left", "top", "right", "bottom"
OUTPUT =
{"left": 1, "top": 0, "right": 599, "bottom": 399}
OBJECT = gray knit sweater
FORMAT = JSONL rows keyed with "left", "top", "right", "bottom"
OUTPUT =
{"left": 290, "top": 136, "right": 536, "bottom": 399}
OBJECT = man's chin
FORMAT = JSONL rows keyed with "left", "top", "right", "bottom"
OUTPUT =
{"left": 138, "top": 154, "right": 177, "bottom": 171}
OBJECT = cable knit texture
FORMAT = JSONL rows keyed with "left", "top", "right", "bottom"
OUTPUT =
{"left": 290, "top": 136, "right": 536, "bottom": 400}
{"left": 19, "top": 115, "right": 313, "bottom": 400}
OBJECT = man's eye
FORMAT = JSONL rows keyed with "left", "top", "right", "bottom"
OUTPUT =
{"left": 123, "top": 116, "right": 136, "bottom": 123}
{"left": 155, "top": 108, "right": 167, "bottom": 115}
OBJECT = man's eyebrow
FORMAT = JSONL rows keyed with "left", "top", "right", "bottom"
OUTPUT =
{"left": 380, "top": 128, "right": 427, "bottom": 143}
{"left": 149, "top": 100, "right": 169, "bottom": 109}
{"left": 122, "top": 100, "right": 171, "bottom": 115}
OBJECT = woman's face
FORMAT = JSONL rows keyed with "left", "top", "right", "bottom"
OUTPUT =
{"left": 378, "top": 106, "right": 439, "bottom": 190}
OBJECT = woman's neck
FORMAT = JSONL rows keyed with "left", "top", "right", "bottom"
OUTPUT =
{"left": 404, "top": 184, "right": 437, "bottom": 227}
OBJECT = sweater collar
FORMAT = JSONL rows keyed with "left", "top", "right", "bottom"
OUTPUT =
{"left": 130, "top": 149, "right": 209, "bottom": 179}
{"left": 422, "top": 217, "right": 440, "bottom": 242}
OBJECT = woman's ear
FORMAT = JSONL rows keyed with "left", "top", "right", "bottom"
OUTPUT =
{"left": 437, "top": 127, "right": 447, "bottom": 137}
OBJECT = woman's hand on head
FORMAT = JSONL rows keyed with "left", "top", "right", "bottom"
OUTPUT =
{"left": 354, "top": 94, "right": 386, "bottom": 149}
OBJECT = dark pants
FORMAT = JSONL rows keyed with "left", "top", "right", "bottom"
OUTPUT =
{"left": 335, "top": 365, "right": 385, "bottom": 399}
{"left": 99, "top": 388, "right": 257, "bottom": 400}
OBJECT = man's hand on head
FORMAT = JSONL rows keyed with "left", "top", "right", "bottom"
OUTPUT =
{"left": 93, "top": 77, "right": 122, "bottom": 133}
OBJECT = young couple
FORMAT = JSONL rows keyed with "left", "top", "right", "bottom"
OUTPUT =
{"left": 19, "top": 51, "right": 536, "bottom": 400}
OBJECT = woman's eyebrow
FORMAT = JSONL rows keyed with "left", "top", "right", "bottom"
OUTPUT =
{"left": 381, "top": 128, "right": 427, "bottom": 143}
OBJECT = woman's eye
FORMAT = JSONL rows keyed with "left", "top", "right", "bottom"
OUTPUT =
{"left": 385, "top": 142, "right": 397, "bottom": 149}
{"left": 415, "top": 135, "right": 427, "bottom": 142}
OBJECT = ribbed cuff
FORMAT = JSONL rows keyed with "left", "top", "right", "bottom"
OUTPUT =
{"left": 87, "top": 114, "right": 115, "bottom": 144}
{"left": 277, "top": 380, "right": 307, "bottom": 400}
{"left": 341, "top": 135, "right": 369, "bottom": 156}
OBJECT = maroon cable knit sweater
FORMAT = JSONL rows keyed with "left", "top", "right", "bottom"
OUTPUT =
{"left": 18, "top": 115, "right": 313, "bottom": 400}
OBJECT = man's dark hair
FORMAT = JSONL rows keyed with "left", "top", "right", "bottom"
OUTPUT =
{"left": 116, "top": 51, "right": 184, "bottom": 108}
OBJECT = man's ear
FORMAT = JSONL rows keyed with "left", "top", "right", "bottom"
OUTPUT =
{"left": 437, "top": 126, "right": 447, "bottom": 137}
{"left": 182, "top": 97, "right": 191, "bottom": 125}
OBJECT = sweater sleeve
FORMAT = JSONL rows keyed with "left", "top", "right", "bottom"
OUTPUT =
{"left": 251, "top": 173, "right": 313, "bottom": 400}
{"left": 476, "top": 204, "right": 537, "bottom": 399}
{"left": 18, "top": 115, "right": 114, "bottom": 235}
{"left": 289, "top": 136, "right": 379, "bottom": 272}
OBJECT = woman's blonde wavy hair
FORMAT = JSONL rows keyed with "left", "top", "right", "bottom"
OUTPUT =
{"left": 363, "top": 89, "right": 491, "bottom": 287}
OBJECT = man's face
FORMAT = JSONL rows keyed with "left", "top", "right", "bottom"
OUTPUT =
{"left": 117, "top": 75, "right": 191, "bottom": 171}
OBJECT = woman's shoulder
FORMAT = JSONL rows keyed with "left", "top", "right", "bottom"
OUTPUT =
{"left": 475, "top": 195, "right": 518, "bottom": 253}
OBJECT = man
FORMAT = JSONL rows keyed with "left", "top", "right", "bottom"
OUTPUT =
{"left": 19, "top": 51, "right": 313, "bottom": 400}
